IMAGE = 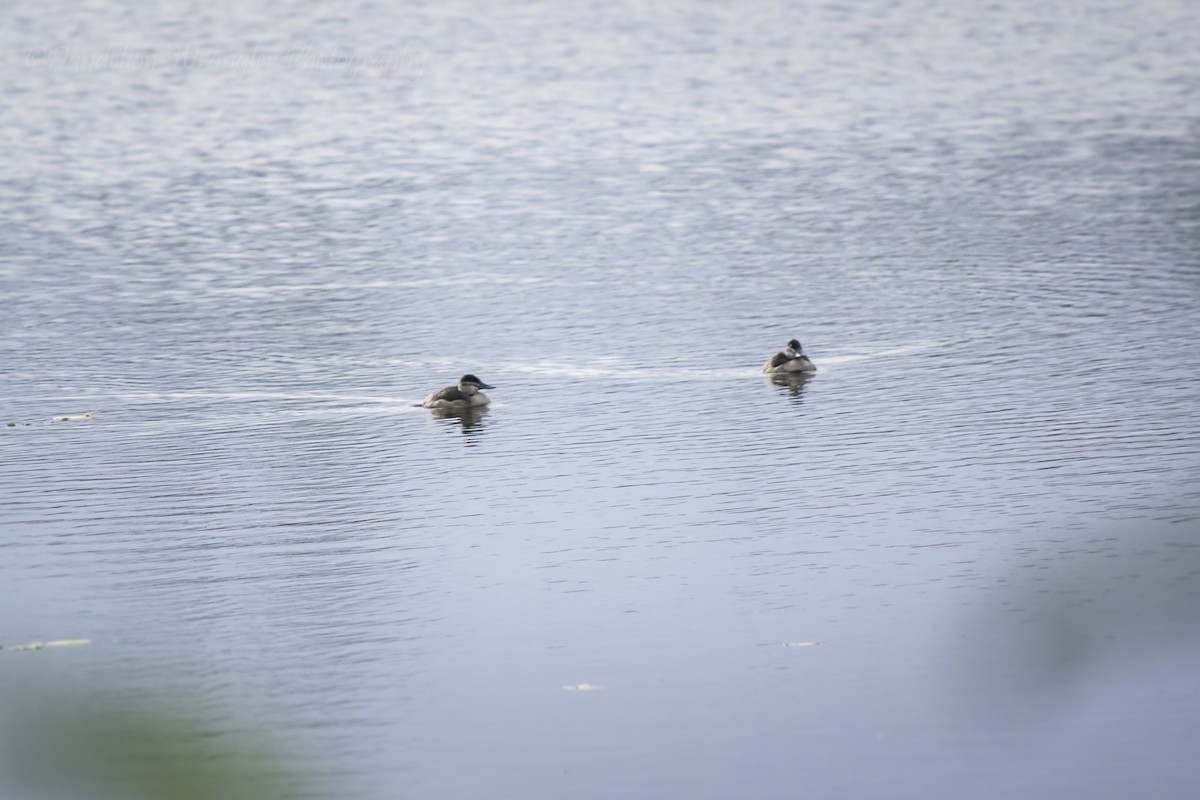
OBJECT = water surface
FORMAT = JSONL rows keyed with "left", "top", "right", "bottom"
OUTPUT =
{"left": 2, "top": 1, "right": 1199, "bottom": 798}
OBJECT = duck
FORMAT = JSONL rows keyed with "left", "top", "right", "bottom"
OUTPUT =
{"left": 763, "top": 339, "right": 816, "bottom": 374}
{"left": 422, "top": 374, "right": 495, "bottom": 410}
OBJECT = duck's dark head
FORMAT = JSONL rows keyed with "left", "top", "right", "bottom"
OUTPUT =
{"left": 459, "top": 374, "right": 495, "bottom": 391}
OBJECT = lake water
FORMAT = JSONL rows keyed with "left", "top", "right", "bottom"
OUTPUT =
{"left": 2, "top": 1, "right": 1199, "bottom": 798}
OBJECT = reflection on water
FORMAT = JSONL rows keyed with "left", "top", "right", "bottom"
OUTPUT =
{"left": 766, "top": 372, "right": 813, "bottom": 401}
{"left": 428, "top": 406, "right": 490, "bottom": 437}
{"left": 2, "top": 0, "right": 1199, "bottom": 798}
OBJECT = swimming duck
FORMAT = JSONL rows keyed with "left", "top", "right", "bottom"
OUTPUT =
{"left": 422, "top": 374, "right": 495, "bottom": 410}
{"left": 763, "top": 339, "right": 816, "bottom": 374}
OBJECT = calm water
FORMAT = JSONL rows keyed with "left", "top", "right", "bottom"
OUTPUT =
{"left": 3, "top": 1, "right": 1200, "bottom": 798}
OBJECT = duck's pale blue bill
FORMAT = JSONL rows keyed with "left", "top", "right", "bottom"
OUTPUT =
{"left": 478, "top": 382, "right": 495, "bottom": 390}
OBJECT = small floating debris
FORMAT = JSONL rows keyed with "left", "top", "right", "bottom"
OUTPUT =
{"left": 5, "top": 410, "right": 98, "bottom": 428}
{"left": 1, "top": 638, "right": 92, "bottom": 652}
{"left": 782, "top": 641, "right": 821, "bottom": 648}
{"left": 562, "top": 682, "right": 604, "bottom": 692}
{"left": 54, "top": 410, "right": 98, "bottom": 422}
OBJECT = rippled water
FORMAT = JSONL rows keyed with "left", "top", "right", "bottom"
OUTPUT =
{"left": 3, "top": 1, "right": 1200, "bottom": 798}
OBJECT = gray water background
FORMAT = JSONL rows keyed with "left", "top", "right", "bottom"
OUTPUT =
{"left": 2, "top": 1, "right": 1200, "bottom": 798}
